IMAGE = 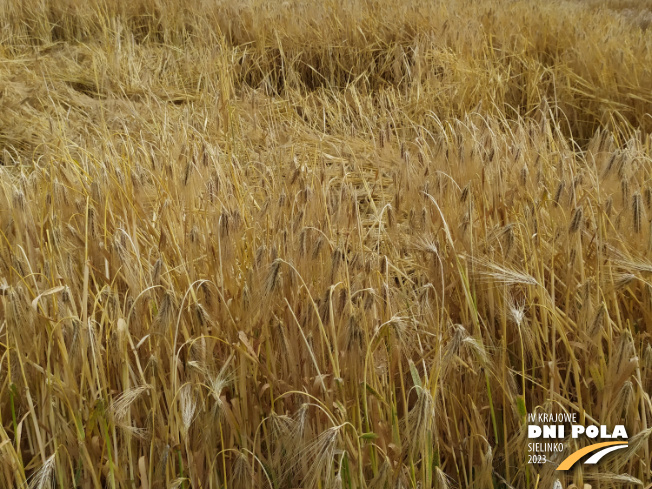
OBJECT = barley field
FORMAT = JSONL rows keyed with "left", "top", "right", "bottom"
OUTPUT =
{"left": 1, "top": 0, "right": 652, "bottom": 488}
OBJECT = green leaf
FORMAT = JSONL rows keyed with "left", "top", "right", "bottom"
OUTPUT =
{"left": 516, "top": 395, "right": 527, "bottom": 421}
{"left": 359, "top": 432, "right": 379, "bottom": 440}
{"left": 363, "top": 382, "right": 387, "bottom": 405}
{"left": 408, "top": 359, "right": 422, "bottom": 390}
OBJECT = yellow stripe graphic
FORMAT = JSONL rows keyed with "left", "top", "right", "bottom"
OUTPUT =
{"left": 556, "top": 442, "right": 628, "bottom": 471}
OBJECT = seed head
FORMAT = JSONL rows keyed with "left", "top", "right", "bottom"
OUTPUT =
{"left": 633, "top": 192, "right": 643, "bottom": 233}
{"left": 569, "top": 206, "right": 583, "bottom": 234}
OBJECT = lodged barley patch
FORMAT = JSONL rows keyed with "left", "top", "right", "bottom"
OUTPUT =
{"left": 0, "top": 0, "right": 651, "bottom": 488}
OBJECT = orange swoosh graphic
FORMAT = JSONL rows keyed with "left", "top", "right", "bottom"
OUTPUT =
{"left": 556, "top": 442, "right": 628, "bottom": 470}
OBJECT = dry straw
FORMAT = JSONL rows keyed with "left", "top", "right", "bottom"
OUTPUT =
{"left": 0, "top": 0, "right": 651, "bottom": 488}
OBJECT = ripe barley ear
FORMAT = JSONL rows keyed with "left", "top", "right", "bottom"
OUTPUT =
{"left": 569, "top": 206, "right": 583, "bottom": 234}
{"left": 621, "top": 178, "right": 630, "bottom": 206}
{"left": 633, "top": 192, "right": 643, "bottom": 233}
{"left": 553, "top": 181, "right": 564, "bottom": 204}
{"left": 266, "top": 259, "right": 281, "bottom": 295}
